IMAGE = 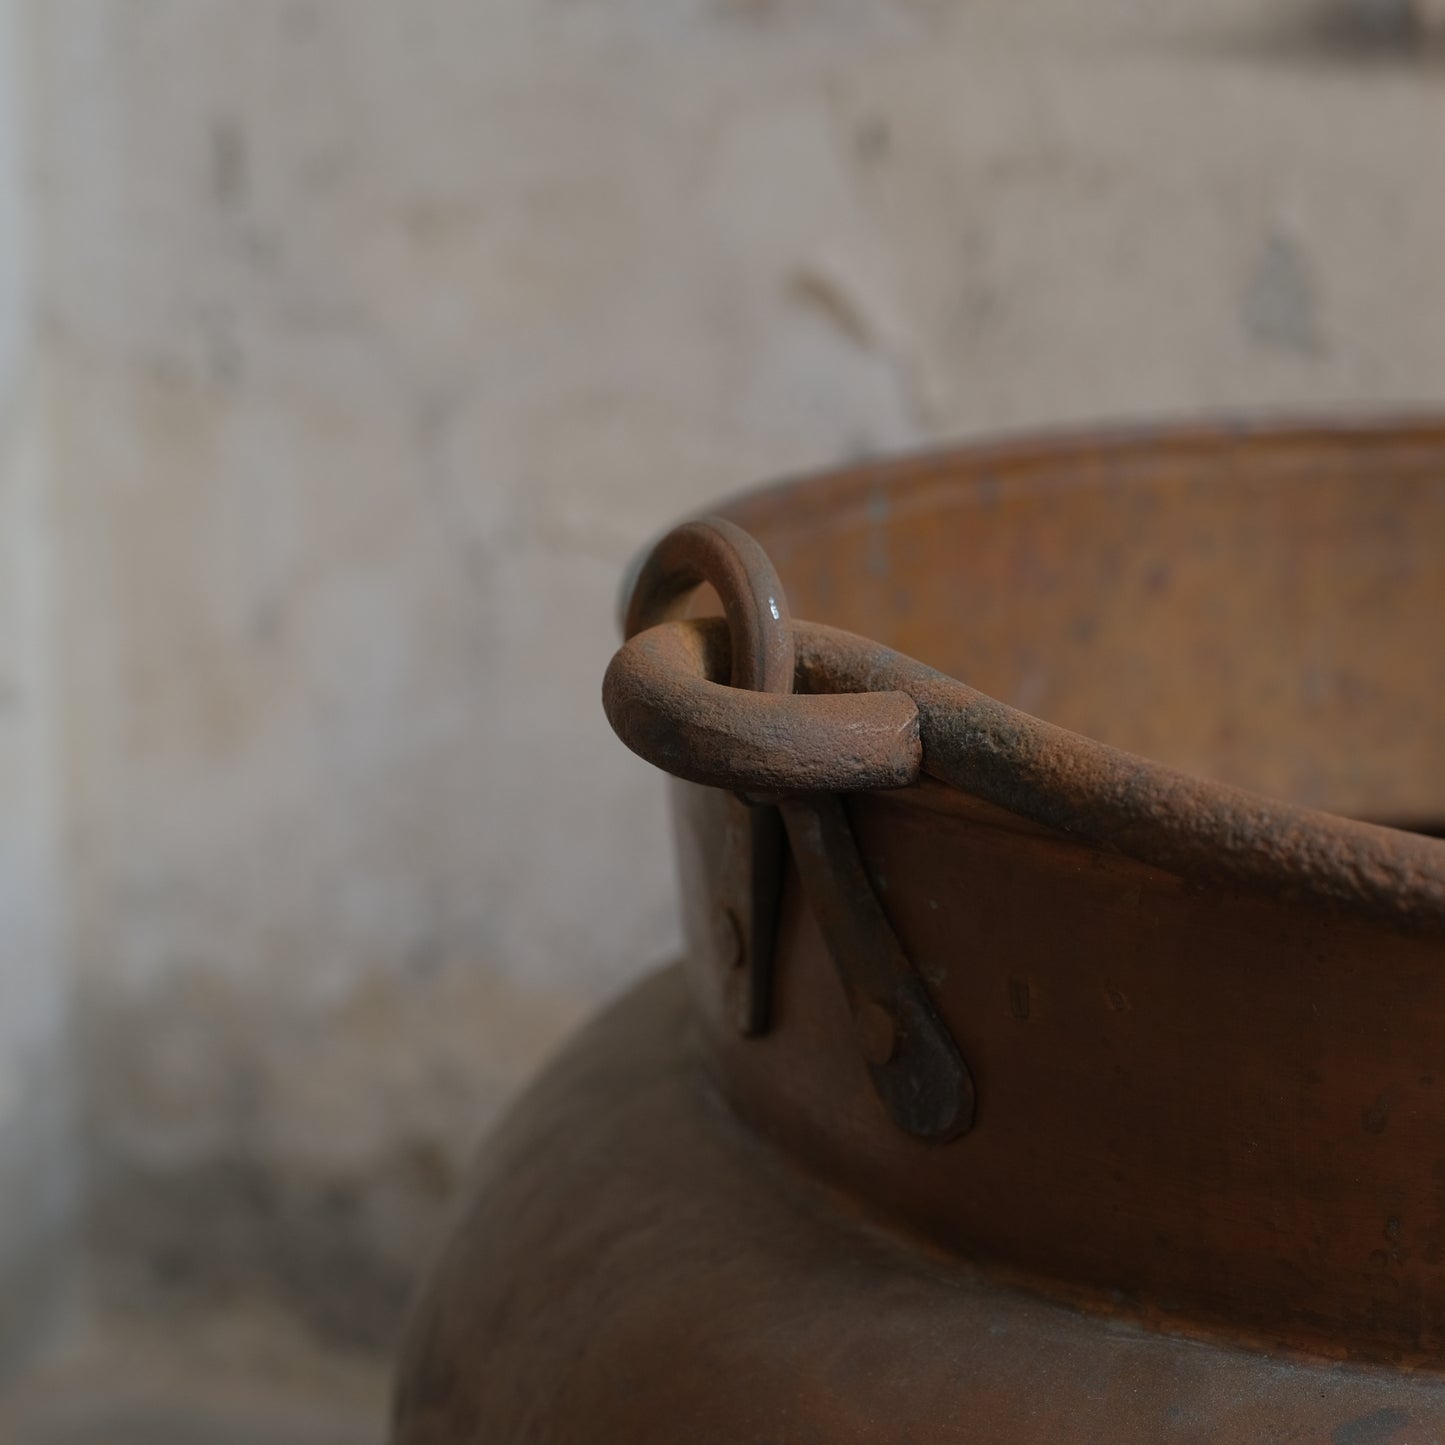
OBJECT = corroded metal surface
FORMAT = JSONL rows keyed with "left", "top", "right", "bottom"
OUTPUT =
{"left": 603, "top": 618, "right": 921, "bottom": 794}
{"left": 610, "top": 612, "right": 1445, "bottom": 938}
{"left": 397, "top": 419, "right": 1445, "bottom": 1440}
{"left": 622, "top": 516, "right": 794, "bottom": 695}
{"left": 619, "top": 517, "right": 973, "bottom": 1137}
{"left": 621, "top": 517, "right": 799, "bottom": 1039}
{"left": 779, "top": 792, "right": 975, "bottom": 1140}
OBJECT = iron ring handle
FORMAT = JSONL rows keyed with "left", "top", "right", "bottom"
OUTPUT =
{"left": 622, "top": 517, "right": 796, "bottom": 697}
{"left": 603, "top": 617, "right": 922, "bottom": 794}
{"left": 609, "top": 522, "right": 973, "bottom": 1140}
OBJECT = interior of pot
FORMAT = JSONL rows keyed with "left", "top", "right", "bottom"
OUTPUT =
{"left": 718, "top": 419, "right": 1445, "bottom": 832}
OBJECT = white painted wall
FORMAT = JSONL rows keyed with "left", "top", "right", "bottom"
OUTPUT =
{"left": 6, "top": 0, "right": 1445, "bottom": 1348}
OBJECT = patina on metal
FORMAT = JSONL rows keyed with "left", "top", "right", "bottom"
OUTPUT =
{"left": 623, "top": 518, "right": 793, "bottom": 1036}
{"left": 778, "top": 791, "right": 976, "bottom": 1140}
{"left": 396, "top": 418, "right": 1445, "bottom": 1443}
{"left": 618, "top": 518, "right": 973, "bottom": 1134}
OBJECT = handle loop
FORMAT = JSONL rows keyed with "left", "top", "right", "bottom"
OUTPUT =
{"left": 611, "top": 518, "right": 975, "bottom": 1140}
{"left": 624, "top": 517, "right": 794, "bottom": 697}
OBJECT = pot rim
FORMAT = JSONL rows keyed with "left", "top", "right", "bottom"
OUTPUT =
{"left": 701, "top": 413, "right": 1445, "bottom": 938}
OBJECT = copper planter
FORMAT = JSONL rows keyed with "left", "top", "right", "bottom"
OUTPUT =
{"left": 395, "top": 419, "right": 1445, "bottom": 1442}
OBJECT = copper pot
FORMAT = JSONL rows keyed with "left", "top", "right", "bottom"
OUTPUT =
{"left": 395, "top": 419, "right": 1445, "bottom": 1442}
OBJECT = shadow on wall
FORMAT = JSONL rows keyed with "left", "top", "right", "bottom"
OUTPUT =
{"left": 1241, "top": 0, "right": 1445, "bottom": 59}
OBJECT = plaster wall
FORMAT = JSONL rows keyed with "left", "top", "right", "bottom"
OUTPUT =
{"left": 17, "top": 0, "right": 1445, "bottom": 1344}
{"left": 0, "top": 0, "right": 72, "bottom": 1368}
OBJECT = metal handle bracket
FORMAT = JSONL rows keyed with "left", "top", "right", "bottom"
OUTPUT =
{"left": 614, "top": 517, "right": 976, "bottom": 1142}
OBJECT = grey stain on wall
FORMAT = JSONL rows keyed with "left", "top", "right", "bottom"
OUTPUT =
{"left": 209, "top": 117, "right": 249, "bottom": 212}
{"left": 1240, "top": 233, "right": 1324, "bottom": 356}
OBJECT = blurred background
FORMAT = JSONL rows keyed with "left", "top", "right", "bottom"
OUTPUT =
{"left": 1, "top": 1, "right": 1444, "bottom": 1439}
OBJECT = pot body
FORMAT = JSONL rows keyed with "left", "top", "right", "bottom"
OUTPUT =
{"left": 394, "top": 420, "right": 1445, "bottom": 1442}
{"left": 395, "top": 967, "right": 1445, "bottom": 1442}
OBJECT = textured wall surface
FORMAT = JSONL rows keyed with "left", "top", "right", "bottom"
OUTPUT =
{"left": 8, "top": 0, "right": 1445, "bottom": 1350}
{"left": 0, "top": 0, "right": 72, "bottom": 1368}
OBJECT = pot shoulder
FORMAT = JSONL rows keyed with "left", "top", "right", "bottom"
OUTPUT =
{"left": 393, "top": 966, "right": 1445, "bottom": 1443}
